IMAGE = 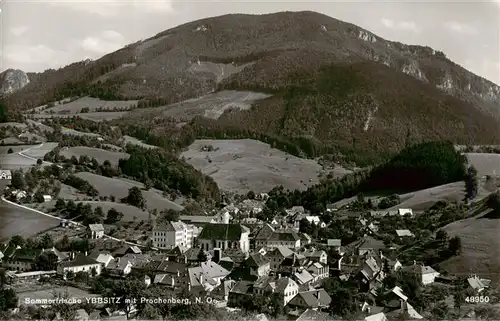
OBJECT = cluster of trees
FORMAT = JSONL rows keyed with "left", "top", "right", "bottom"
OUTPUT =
{"left": 121, "top": 186, "right": 146, "bottom": 210}
{"left": 63, "top": 175, "right": 99, "bottom": 197}
{"left": 55, "top": 198, "right": 124, "bottom": 224}
{"left": 362, "top": 141, "right": 468, "bottom": 192}
{"left": 119, "top": 145, "right": 220, "bottom": 201}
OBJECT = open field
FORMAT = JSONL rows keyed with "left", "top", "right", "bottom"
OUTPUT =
{"left": 0, "top": 200, "right": 59, "bottom": 241}
{"left": 29, "top": 111, "right": 127, "bottom": 122}
{"left": 60, "top": 146, "right": 129, "bottom": 165}
{"left": 0, "top": 153, "right": 39, "bottom": 170}
{"left": 17, "top": 286, "right": 99, "bottom": 304}
{"left": 60, "top": 127, "right": 101, "bottom": 138}
{"left": 187, "top": 62, "right": 253, "bottom": 83}
{"left": 80, "top": 201, "right": 150, "bottom": 221}
{"left": 121, "top": 135, "right": 157, "bottom": 149}
{"left": 26, "top": 119, "right": 54, "bottom": 133}
{"left": 39, "top": 96, "right": 138, "bottom": 114}
{"left": 180, "top": 139, "right": 327, "bottom": 194}
{"left": 74, "top": 172, "right": 183, "bottom": 212}
{"left": 20, "top": 143, "right": 59, "bottom": 159}
{"left": 0, "top": 137, "right": 24, "bottom": 145}
{"left": 58, "top": 183, "right": 88, "bottom": 200}
{"left": 0, "top": 145, "right": 35, "bottom": 154}
{"left": 0, "top": 122, "right": 27, "bottom": 129}
{"left": 441, "top": 210, "right": 500, "bottom": 284}
{"left": 126, "top": 90, "right": 271, "bottom": 121}
{"left": 465, "top": 153, "right": 500, "bottom": 177}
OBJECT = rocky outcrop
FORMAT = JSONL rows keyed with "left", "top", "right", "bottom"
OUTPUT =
{"left": 0, "top": 69, "right": 30, "bottom": 96}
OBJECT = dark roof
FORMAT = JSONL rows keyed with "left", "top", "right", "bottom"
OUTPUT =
{"left": 359, "top": 236, "right": 386, "bottom": 250}
{"left": 157, "top": 261, "right": 188, "bottom": 274}
{"left": 11, "top": 249, "right": 42, "bottom": 261}
{"left": 198, "top": 224, "right": 248, "bottom": 241}
{"left": 290, "top": 289, "right": 332, "bottom": 308}
{"left": 269, "top": 231, "right": 300, "bottom": 241}
{"left": 179, "top": 215, "right": 215, "bottom": 223}
{"left": 184, "top": 247, "right": 203, "bottom": 261}
{"left": 59, "top": 254, "right": 98, "bottom": 268}
{"left": 254, "top": 224, "right": 275, "bottom": 240}
{"left": 230, "top": 280, "right": 253, "bottom": 295}
{"left": 246, "top": 253, "right": 270, "bottom": 268}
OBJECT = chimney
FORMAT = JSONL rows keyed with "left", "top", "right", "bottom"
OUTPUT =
{"left": 184, "top": 255, "right": 188, "bottom": 264}
{"left": 367, "top": 307, "right": 371, "bottom": 314}
{"left": 213, "top": 248, "right": 221, "bottom": 263}
{"left": 177, "top": 270, "right": 180, "bottom": 277}
{"left": 85, "top": 251, "right": 88, "bottom": 256}
{"left": 188, "top": 281, "right": 191, "bottom": 291}
{"left": 200, "top": 274, "right": 204, "bottom": 284}
{"left": 171, "top": 277, "right": 175, "bottom": 287}
{"left": 278, "top": 274, "right": 281, "bottom": 279}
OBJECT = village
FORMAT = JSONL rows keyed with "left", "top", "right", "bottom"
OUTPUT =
{"left": 0, "top": 175, "right": 496, "bottom": 321}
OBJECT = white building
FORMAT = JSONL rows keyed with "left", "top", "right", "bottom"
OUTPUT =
{"left": 421, "top": 265, "right": 440, "bottom": 285}
{"left": 0, "top": 170, "right": 12, "bottom": 180}
{"left": 88, "top": 224, "right": 104, "bottom": 239}
{"left": 42, "top": 195, "right": 52, "bottom": 202}
{"left": 197, "top": 224, "right": 250, "bottom": 254}
{"left": 57, "top": 254, "right": 102, "bottom": 280}
{"left": 266, "top": 231, "right": 301, "bottom": 250}
{"left": 152, "top": 221, "right": 199, "bottom": 250}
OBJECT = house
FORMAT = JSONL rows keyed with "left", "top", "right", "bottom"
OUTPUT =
{"left": 397, "top": 208, "right": 413, "bottom": 217}
{"left": 265, "top": 246, "right": 294, "bottom": 270}
{"left": 178, "top": 215, "right": 217, "bottom": 226}
{"left": 365, "top": 312, "right": 388, "bottom": 321}
{"left": 294, "top": 215, "right": 325, "bottom": 228}
{"left": 88, "top": 224, "right": 104, "bottom": 239}
{"left": 420, "top": 265, "right": 440, "bottom": 285}
{"left": 57, "top": 254, "right": 101, "bottom": 279}
{"left": 245, "top": 253, "right": 271, "bottom": 277}
{"left": 266, "top": 230, "right": 301, "bottom": 250}
{"left": 152, "top": 221, "right": 198, "bottom": 249}
{"left": 88, "top": 252, "right": 114, "bottom": 268}
{"left": 106, "top": 258, "right": 134, "bottom": 276}
{"left": 113, "top": 245, "right": 142, "bottom": 257}
{"left": 211, "top": 279, "right": 236, "bottom": 305}
{"left": 4, "top": 248, "right": 42, "bottom": 272}
{"left": 357, "top": 236, "right": 386, "bottom": 256}
{"left": 42, "top": 195, "right": 52, "bottom": 202}
{"left": 287, "top": 288, "right": 332, "bottom": 310}
{"left": 11, "top": 190, "right": 27, "bottom": 201}
{"left": 285, "top": 206, "right": 305, "bottom": 217}
{"left": 256, "top": 193, "right": 269, "bottom": 201}
{"left": 293, "top": 268, "right": 315, "bottom": 285}
{"left": 295, "top": 309, "right": 332, "bottom": 321}
{"left": 254, "top": 224, "right": 276, "bottom": 249}
{"left": 271, "top": 276, "right": 299, "bottom": 306}
{"left": 396, "top": 229, "right": 414, "bottom": 238}
{"left": 306, "top": 261, "right": 329, "bottom": 281}
{"left": 385, "top": 301, "right": 423, "bottom": 320}
{"left": 468, "top": 275, "right": 491, "bottom": 292}
{"left": 325, "top": 204, "right": 337, "bottom": 212}
{"left": 187, "top": 261, "right": 231, "bottom": 292}
{"left": 303, "top": 249, "right": 327, "bottom": 265}
{"left": 228, "top": 280, "right": 254, "bottom": 307}
{"left": 0, "top": 169, "right": 12, "bottom": 180}
{"left": 327, "top": 239, "right": 341, "bottom": 251}
{"left": 300, "top": 233, "right": 312, "bottom": 246}
{"left": 279, "top": 252, "right": 308, "bottom": 275}
{"left": 197, "top": 224, "right": 250, "bottom": 254}
{"left": 359, "top": 253, "right": 385, "bottom": 294}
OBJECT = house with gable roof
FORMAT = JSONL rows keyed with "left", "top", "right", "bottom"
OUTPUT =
{"left": 88, "top": 224, "right": 104, "bottom": 239}
{"left": 287, "top": 288, "right": 332, "bottom": 310}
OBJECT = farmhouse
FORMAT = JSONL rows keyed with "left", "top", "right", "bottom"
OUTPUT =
{"left": 0, "top": 170, "right": 12, "bottom": 180}
{"left": 57, "top": 254, "right": 102, "bottom": 279}
{"left": 88, "top": 224, "right": 104, "bottom": 239}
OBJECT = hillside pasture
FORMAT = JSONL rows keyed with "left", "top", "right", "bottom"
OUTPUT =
{"left": 60, "top": 127, "right": 101, "bottom": 138}
{"left": 441, "top": 209, "right": 500, "bottom": 283}
{"left": 180, "top": 139, "right": 327, "bottom": 194}
{"left": 80, "top": 201, "right": 150, "bottom": 221}
{"left": 465, "top": 153, "right": 500, "bottom": 177}
{"left": 39, "top": 96, "right": 138, "bottom": 114}
{"left": 20, "top": 143, "right": 59, "bottom": 159}
{"left": 121, "top": 135, "right": 157, "bottom": 149}
{"left": 0, "top": 137, "right": 24, "bottom": 145}
{"left": 74, "top": 172, "right": 183, "bottom": 212}
{"left": 60, "top": 146, "right": 129, "bottom": 165}
{"left": 0, "top": 122, "right": 27, "bottom": 129}
{"left": 126, "top": 90, "right": 271, "bottom": 121}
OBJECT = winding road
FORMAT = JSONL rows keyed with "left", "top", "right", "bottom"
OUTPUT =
{"left": 2, "top": 144, "right": 145, "bottom": 247}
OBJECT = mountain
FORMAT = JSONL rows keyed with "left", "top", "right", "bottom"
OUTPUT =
{"left": 3, "top": 11, "right": 500, "bottom": 164}
{"left": 0, "top": 69, "right": 30, "bottom": 95}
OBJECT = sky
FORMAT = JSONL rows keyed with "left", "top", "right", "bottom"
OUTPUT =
{"left": 0, "top": 0, "right": 499, "bottom": 85}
